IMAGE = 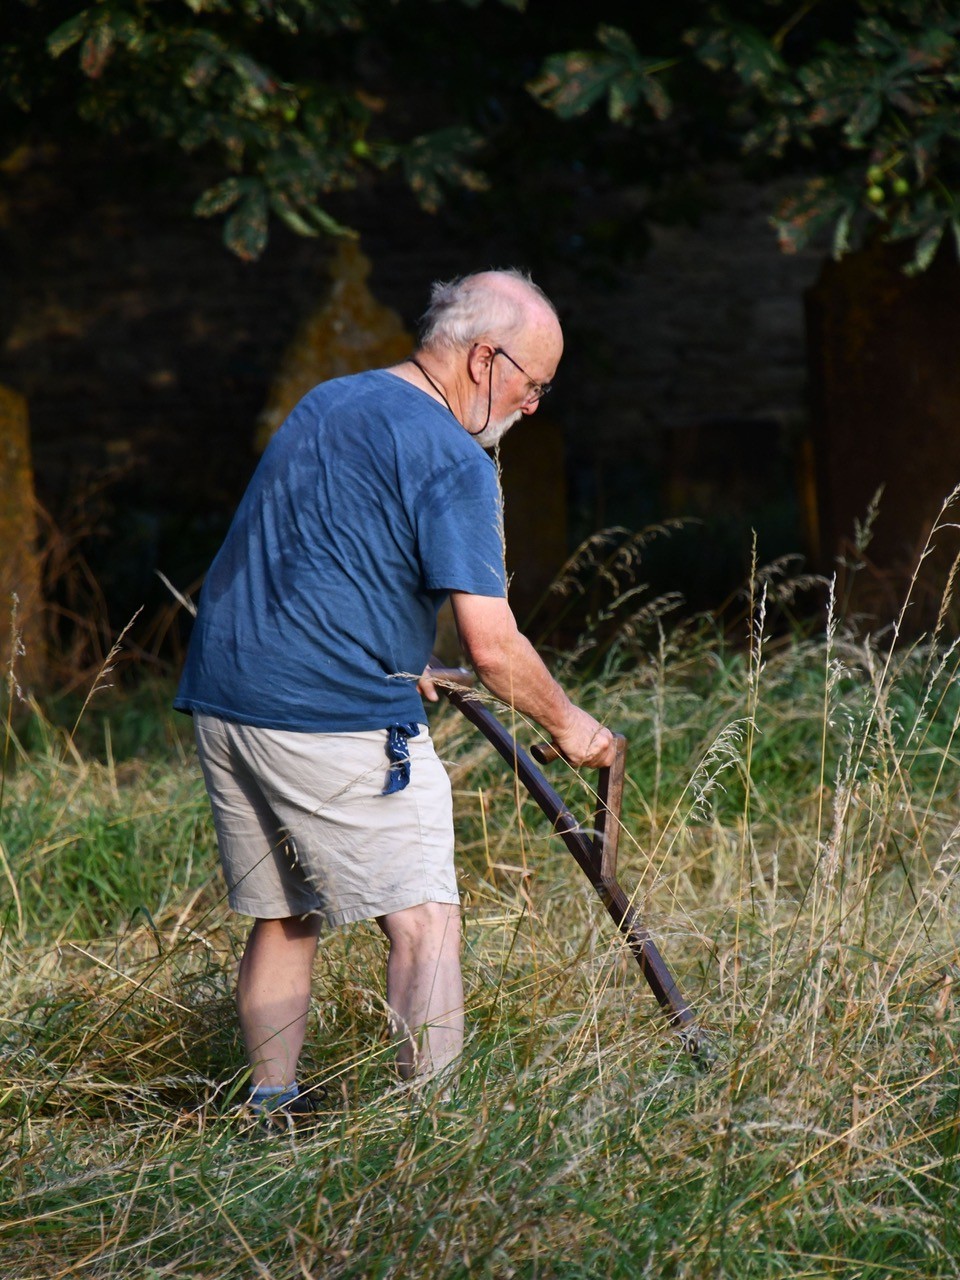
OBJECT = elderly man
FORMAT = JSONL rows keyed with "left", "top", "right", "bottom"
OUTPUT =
{"left": 175, "top": 268, "right": 615, "bottom": 1120}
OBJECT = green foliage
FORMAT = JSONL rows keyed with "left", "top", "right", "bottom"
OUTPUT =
{"left": 400, "top": 125, "right": 489, "bottom": 213}
{"left": 8, "top": 2, "right": 960, "bottom": 270}
{"left": 2, "top": 0, "right": 494, "bottom": 259}
{"left": 528, "top": 25, "right": 674, "bottom": 124}
{"left": 531, "top": 1, "right": 960, "bottom": 272}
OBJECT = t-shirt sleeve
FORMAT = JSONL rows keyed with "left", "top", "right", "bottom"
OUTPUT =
{"left": 415, "top": 454, "right": 507, "bottom": 597}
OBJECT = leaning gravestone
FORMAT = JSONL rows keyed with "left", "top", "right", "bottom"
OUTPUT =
{"left": 806, "top": 240, "right": 960, "bottom": 629}
{"left": 0, "top": 383, "right": 45, "bottom": 695}
{"left": 254, "top": 239, "right": 411, "bottom": 452}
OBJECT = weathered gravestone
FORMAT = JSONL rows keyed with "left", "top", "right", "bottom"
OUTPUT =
{"left": 254, "top": 239, "right": 411, "bottom": 452}
{"left": 0, "top": 384, "right": 45, "bottom": 695}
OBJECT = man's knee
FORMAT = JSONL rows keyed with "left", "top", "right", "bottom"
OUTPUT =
{"left": 379, "top": 901, "right": 460, "bottom": 954}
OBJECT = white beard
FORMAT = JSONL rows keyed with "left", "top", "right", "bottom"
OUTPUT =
{"left": 471, "top": 410, "right": 522, "bottom": 450}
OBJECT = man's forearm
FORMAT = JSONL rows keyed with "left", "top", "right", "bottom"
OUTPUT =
{"left": 449, "top": 592, "right": 616, "bottom": 770}
{"left": 450, "top": 592, "right": 575, "bottom": 737}
{"left": 469, "top": 627, "right": 576, "bottom": 738}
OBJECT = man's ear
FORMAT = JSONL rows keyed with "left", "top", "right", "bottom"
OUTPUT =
{"left": 467, "top": 341, "right": 496, "bottom": 387}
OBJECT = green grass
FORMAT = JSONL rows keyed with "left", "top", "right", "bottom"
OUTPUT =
{"left": 3, "top": 574, "right": 960, "bottom": 1276}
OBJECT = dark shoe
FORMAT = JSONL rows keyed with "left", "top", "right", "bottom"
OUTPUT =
{"left": 256, "top": 1090, "right": 327, "bottom": 1133}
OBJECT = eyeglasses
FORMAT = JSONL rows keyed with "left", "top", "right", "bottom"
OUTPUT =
{"left": 492, "top": 347, "right": 552, "bottom": 404}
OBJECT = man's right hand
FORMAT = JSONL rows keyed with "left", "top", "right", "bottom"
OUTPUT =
{"left": 550, "top": 706, "right": 618, "bottom": 770}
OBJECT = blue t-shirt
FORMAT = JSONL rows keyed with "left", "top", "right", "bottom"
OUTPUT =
{"left": 174, "top": 370, "right": 506, "bottom": 731}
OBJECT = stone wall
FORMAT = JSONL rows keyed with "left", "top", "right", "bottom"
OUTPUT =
{"left": 0, "top": 150, "right": 827, "bottom": 659}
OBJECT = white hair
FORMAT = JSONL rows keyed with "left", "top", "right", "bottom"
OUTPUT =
{"left": 418, "top": 268, "right": 557, "bottom": 352}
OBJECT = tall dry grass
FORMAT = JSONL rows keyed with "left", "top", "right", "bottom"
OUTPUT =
{"left": 2, "top": 504, "right": 960, "bottom": 1276}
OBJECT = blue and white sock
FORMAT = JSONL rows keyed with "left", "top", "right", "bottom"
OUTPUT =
{"left": 248, "top": 1081, "right": 299, "bottom": 1114}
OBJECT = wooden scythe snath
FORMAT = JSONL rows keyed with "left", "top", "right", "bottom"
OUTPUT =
{"left": 430, "top": 667, "right": 714, "bottom": 1067}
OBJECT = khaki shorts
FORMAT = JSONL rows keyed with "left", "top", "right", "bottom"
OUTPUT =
{"left": 193, "top": 714, "right": 457, "bottom": 926}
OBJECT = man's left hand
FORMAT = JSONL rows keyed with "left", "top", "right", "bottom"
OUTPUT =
{"left": 417, "top": 668, "right": 440, "bottom": 703}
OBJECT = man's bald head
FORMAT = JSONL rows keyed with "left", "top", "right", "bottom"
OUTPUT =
{"left": 418, "top": 269, "right": 560, "bottom": 354}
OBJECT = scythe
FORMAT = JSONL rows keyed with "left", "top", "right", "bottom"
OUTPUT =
{"left": 429, "top": 666, "right": 713, "bottom": 1067}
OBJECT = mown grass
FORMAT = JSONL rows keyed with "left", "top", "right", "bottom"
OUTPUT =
{"left": 3, "top": 553, "right": 960, "bottom": 1277}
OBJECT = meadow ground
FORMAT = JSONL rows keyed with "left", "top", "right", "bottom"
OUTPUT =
{"left": 3, "top": 550, "right": 960, "bottom": 1278}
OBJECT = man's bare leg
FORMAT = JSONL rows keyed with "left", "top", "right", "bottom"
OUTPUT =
{"left": 377, "top": 902, "right": 464, "bottom": 1083}
{"left": 237, "top": 914, "right": 323, "bottom": 1087}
